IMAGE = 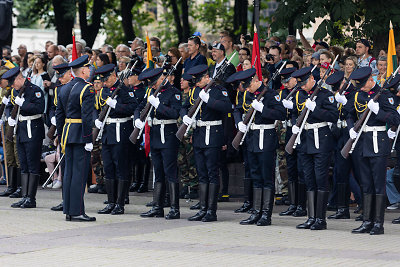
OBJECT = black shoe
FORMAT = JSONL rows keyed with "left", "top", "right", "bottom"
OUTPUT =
{"left": 370, "top": 223, "right": 384, "bottom": 235}
{"left": 202, "top": 210, "right": 217, "bottom": 222}
{"left": 9, "top": 188, "right": 22, "bottom": 198}
{"left": 165, "top": 182, "right": 180, "bottom": 220}
{"left": 11, "top": 197, "right": 27, "bottom": 208}
{"left": 0, "top": 167, "right": 17, "bottom": 197}
{"left": 235, "top": 201, "right": 252, "bottom": 213}
{"left": 179, "top": 186, "right": 188, "bottom": 199}
{"left": 20, "top": 174, "right": 39, "bottom": 209}
{"left": 328, "top": 208, "right": 350, "bottom": 219}
{"left": 352, "top": 193, "right": 373, "bottom": 234}
{"left": 140, "top": 207, "right": 164, "bottom": 217}
{"left": 296, "top": 217, "right": 316, "bottom": 229}
{"left": 70, "top": 214, "right": 96, "bottom": 222}
{"left": 352, "top": 221, "right": 373, "bottom": 233}
{"left": 354, "top": 205, "right": 362, "bottom": 214}
{"left": 188, "top": 210, "right": 207, "bottom": 221}
{"left": 51, "top": 202, "right": 63, "bottom": 211}
{"left": 370, "top": 194, "right": 385, "bottom": 235}
{"left": 240, "top": 211, "right": 261, "bottom": 225}
{"left": 188, "top": 183, "right": 208, "bottom": 221}
{"left": 20, "top": 197, "right": 36, "bottom": 208}
{"left": 98, "top": 204, "right": 115, "bottom": 214}
{"left": 146, "top": 200, "right": 155, "bottom": 207}
{"left": 130, "top": 182, "right": 140, "bottom": 192}
{"left": 240, "top": 188, "right": 262, "bottom": 225}
{"left": 137, "top": 183, "right": 148, "bottom": 193}
{"left": 297, "top": 191, "right": 316, "bottom": 229}
{"left": 392, "top": 217, "right": 400, "bottom": 224}
{"left": 355, "top": 214, "right": 363, "bottom": 221}
{"left": 66, "top": 215, "right": 71, "bottom": 221}
{"left": 88, "top": 184, "right": 101, "bottom": 193}
{"left": 11, "top": 173, "right": 29, "bottom": 208}
{"left": 310, "top": 191, "right": 329, "bottom": 230}
{"left": 190, "top": 201, "right": 200, "bottom": 210}
{"left": 310, "top": 218, "right": 327, "bottom": 230}
{"left": 280, "top": 204, "right": 297, "bottom": 216}
{"left": 0, "top": 187, "right": 15, "bottom": 197}
{"left": 111, "top": 204, "right": 125, "bottom": 215}
{"left": 165, "top": 208, "right": 180, "bottom": 220}
{"left": 247, "top": 208, "right": 255, "bottom": 214}
{"left": 292, "top": 205, "right": 307, "bottom": 217}
{"left": 141, "top": 182, "right": 164, "bottom": 217}
{"left": 256, "top": 188, "right": 274, "bottom": 226}
{"left": 202, "top": 183, "right": 218, "bottom": 222}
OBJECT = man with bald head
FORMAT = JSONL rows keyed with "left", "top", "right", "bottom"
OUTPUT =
{"left": 17, "top": 44, "right": 27, "bottom": 60}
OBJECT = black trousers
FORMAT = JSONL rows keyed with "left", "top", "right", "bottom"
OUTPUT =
{"left": 17, "top": 140, "right": 42, "bottom": 174}
{"left": 302, "top": 152, "right": 331, "bottom": 192}
{"left": 151, "top": 146, "right": 178, "bottom": 183}
{"left": 102, "top": 143, "right": 130, "bottom": 181}
{"left": 194, "top": 147, "right": 221, "bottom": 184}
{"left": 358, "top": 155, "right": 387, "bottom": 195}
{"left": 63, "top": 144, "right": 91, "bottom": 216}
{"left": 248, "top": 150, "right": 276, "bottom": 189}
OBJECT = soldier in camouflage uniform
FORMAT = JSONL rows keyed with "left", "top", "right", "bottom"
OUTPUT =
{"left": 178, "top": 73, "right": 198, "bottom": 199}
{"left": 88, "top": 75, "right": 106, "bottom": 194}
{"left": 275, "top": 119, "right": 288, "bottom": 204}
{"left": 0, "top": 67, "right": 21, "bottom": 198}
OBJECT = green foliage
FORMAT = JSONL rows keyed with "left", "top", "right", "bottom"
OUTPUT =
{"left": 192, "top": 0, "right": 234, "bottom": 34}
{"left": 14, "top": 0, "right": 53, "bottom": 28}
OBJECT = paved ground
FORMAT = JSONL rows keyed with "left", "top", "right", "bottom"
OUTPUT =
{"left": 0, "top": 187, "right": 400, "bottom": 266}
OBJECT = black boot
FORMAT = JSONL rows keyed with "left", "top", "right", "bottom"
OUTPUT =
{"left": 188, "top": 183, "right": 208, "bottom": 221}
{"left": 10, "top": 168, "right": 22, "bottom": 198}
{"left": 98, "top": 179, "right": 116, "bottom": 214}
{"left": 137, "top": 160, "right": 149, "bottom": 193}
{"left": 292, "top": 183, "right": 307, "bottom": 217}
{"left": 328, "top": 183, "right": 350, "bottom": 219}
{"left": 257, "top": 188, "right": 274, "bottom": 226}
{"left": 311, "top": 190, "right": 329, "bottom": 230}
{"left": 141, "top": 182, "right": 164, "bottom": 217}
{"left": 165, "top": 182, "right": 180, "bottom": 219}
{"left": 280, "top": 181, "right": 297, "bottom": 216}
{"left": 190, "top": 201, "right": 200, "bottom": 210}
{"left": 20, "top": 174, "right": 39, "bottom": 208}
{"left": 235, "top": 178, "right": 253, "bottom": 213}
{"left": 202, "top": 183, "right": 219, "bottom": 222}
{"left": 392, "top": 217, "right": 400, "bottom": 224}
{"left": 51, "top": 202, "right": 64, "bottom": 211}
{"left": 164, "top": 182, "right": 171, "bottom": 208}
{"left": 0, "top": 166, "right": 16, "bottom": 197}
{"left": 240, "top": 188, "right": 262, "bottom": 225}
{"left": 11, "top": 173, "right": 29, "bottom": 208}
{"left": 352, "top": 193, "right": 374, "bottom": 234}
{"left": 112, "top": 180, "right": 129, "bottom": 215}
{"left": 297, "top": 191, "right": 316, "bottom": 229}
{"left": 370, "top": 194, "right": 385, "bottom": 235}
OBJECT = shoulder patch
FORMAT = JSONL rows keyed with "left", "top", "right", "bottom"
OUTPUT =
{"left": 222, "top": 91, "right": 228, "bottom": 97}
{"left": 275, "top": 95, "right": 281, "bottom": 102}
{"left": 129, "top": 92, "right": 134, "bottom": 97}
{"left": 175, "top": 94, "right": 181, "bottom": 100}
{"left": 388, "top": 97, "right": 394, "bottom": 105}
{"left": 35, "top": 92, "right": 41, "bottom": 98}
{"left": 328, "top": 96, "right": 334, "bottom": 103}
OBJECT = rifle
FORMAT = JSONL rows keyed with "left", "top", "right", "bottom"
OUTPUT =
{"left": 92, "top": 60, "right": 137, "bottom": 143}
{"left": 42, "top": 153, "right": 64, "bottom": 189}
{"left": 391, "top": 125, "right": 399, "bottom": 153}
{"left": 341, "top": 65, "right": 400, "bottom": 159}
{"left": 0, "top": 89, "right": 11, "bottom": 119}
{"left": 175, "top": 52, "right": 237, "bottom": 142}
{"left": 129, "top": 57, "right": 183, "bottom": 144}
{"left": 231, "top": 61, "right": 287, "bottom": 150}
{"left": 6, "top": 80, "right": 28, "bottom": 141}
{"left": 285, "top": 55, "right": 339, "bottom": 154}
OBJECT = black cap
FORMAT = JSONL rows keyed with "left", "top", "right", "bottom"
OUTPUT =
{"left": 138, "top": 68, "right": 163, "bottom": 87}
{"left": 95, "top": 64, "right": 116, "bottom": 82}
{"left": 349, "top": 67, "right": 372, "bottom": 89}
{"left": 93, "top": 75, "right": 101, "bottom": 81}
{"left": 226, "top": 72, "right": 241, "bottom": 84}
{"left": 325, "top": 71, "right": 344, "bottom": 91}
{"left": 235, "top": 68, "right": 257, "bottom": 89}
{"left": 182, "top": 72, "right": 193, "bottom": 81}
{"left": 2, "top": 67, "right": 20, "bottom": 81}
{"left": 292, "top": 66, "right": 313, "bottom": 86}
{"left": 187, "top": 64, "right": 209, "bottom": 83}
{"left": 358, "top": 39, "right": 371, "bottom": 48}
{"left": 212, "top": 43, "right": 225, "bottom": 52}
{"left": 53, "top": 63, "right": 70, "bottom": 77}
{"left": 385, "top": 74, "right": 400, "bottom": 90}
{"left": 69, "top": 55, "right": 90, "bottom": 68}
{"left": 280, "top": 67, "right": 297, "bottom": 83}
{"left": 129, "top": 68, "right": 142, "bottom": 76}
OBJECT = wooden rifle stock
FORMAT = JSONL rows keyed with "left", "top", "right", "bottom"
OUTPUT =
{"left": 6, "top": 84, "right": 26, "bottom": 141}
{"left": 130, "top": 57, "right": 182, "bottom": 144}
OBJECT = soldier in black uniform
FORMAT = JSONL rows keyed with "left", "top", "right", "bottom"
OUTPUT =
{"left": 291, "top": 66, "right": 339, "bottom": 230}
{"left": 95, "top": 64, "right": 137, "bottom": 215}
{"left": 279, "top": 67, "right": 307, "bottom": 217}
{"left": 234, "top": 68, "right": 286, "bottom": 226}
{"left": 348, "top": 67, "right": 400, "bottom": 235}
{"left": 182, "top": 64, "right": 232, "bottom": 222}
{"left": 3, "top": 67, "right": 45, "bottom": 209}
{"left": 56, "top": 55, "right": 96, "bottom": 222}
{"left": 135, "top": 68, "right": 182, "bottom": 219}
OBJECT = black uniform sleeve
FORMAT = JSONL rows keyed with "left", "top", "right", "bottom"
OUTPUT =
{"left": 81, "top": 84, "right": 95, "bottom": 143}
{"left": 20, "top": 86, "right": 45, "bottom": 114}
{"left": 308, "top": 91, "right": 339, "bottom": 123}
{"left": 114, "top": 86, "right": 137, "bottom": 116}
{"left": 157, "top": 89, "right": 181, "bottom": 119}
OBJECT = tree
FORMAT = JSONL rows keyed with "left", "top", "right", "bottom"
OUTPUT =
{"left": 78, "top": 0, "right": 106, "bottom": 47}
{"left": 233, "top": 0, "right": 248, "bottom": 36}
{"left": 52, "top": 0, "right": 76, "bottom": 45}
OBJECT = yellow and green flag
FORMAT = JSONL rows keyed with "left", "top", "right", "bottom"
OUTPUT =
{"left": 387, "top": 20, "right": 398, "bottom": 78}
{"left": 146, "top": 33, "right": 154, "bottom": 69}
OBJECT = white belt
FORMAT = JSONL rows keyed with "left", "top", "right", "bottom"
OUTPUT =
{"left": 304, "top": 122, "right": 328, "bottom": 149}
{"left": 105, "top": 117, "right": 131, "bottom": 142}
{"left": 148, "top": 118, "right": 177, "bottom": 144}
{"left": 363, "top": 125, "right": 386, "bottom": 153}
{"left": 19, "top": 114, "right": 41, "bottom": 139}
{"left": 196, "top": 120, "right": 222, "bottom": 145}
{"left": 336, "top": 119, "right": 347, "bottom": 128}
{"left": 250, "top": 123, "right": 275, "bottom": 150}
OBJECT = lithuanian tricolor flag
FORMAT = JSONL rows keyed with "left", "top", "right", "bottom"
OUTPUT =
{"left": 146, "top": 32, "right": 154, "bottom": 69}
{"left": 387, "top": 20, "right": 398, "bottom": 78}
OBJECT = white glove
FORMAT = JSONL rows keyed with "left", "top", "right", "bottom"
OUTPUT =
{"left": 0, "top": 120, "right": 3, "bottom": 126}
{"left": 282, "top": 99, "right": 294, "bottom": 109}
{"left": 183, "top": 115, "right": 193, "bottom": 126}
{"left": 305, "top": 99, "right": 316, "bottom": 111}
{"left": 148, "top": 95, "right": 160, "bottom": 109}
{"left": 15, "top": 96, "right": 25, "bottom": 106}
{"left": 349, "top": 128, "right": 358, "bottom": 139}
{"left": 2, "top": 96, "right": 9, "bottom": 105}
{"left": 7, "top": 117, "right": 16, "bottom": 127}
{"left": 94, "top": 119, "right": 102, "bottom": 129}
{"left": 252, "top": 99, "right": 264, "bottom": 112}
{"left": 84, "top": 143, "right": 93, "bottom": 152}
{"left": 368, "top": 99, "right": 379, "bottom": 115}
{"left": 335, "top": 94, "right": 347, "bottom": 105}
{"left": 398, "top": 108, "right": 400, "bottom": 115}
{"left": 292, "top": 125, "right": 300, "bottom": 134}
{"left": 238, "top": 121, "right": 247, "bottom": 133}
{"left": 135, "top": 119, "right": 144, "bottom": 129}
{"left": 106, "top": 97, "right": 117, "bottom": 109}
{"left": 199, "top": 90, "right": 210, "bottom": 103}
{"left": 388, "top": 129, "right": 396, "bottom": 139}
{"left": 51, "top": 116, "right": 56, "bottom": 126}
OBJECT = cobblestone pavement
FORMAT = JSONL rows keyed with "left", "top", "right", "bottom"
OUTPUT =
{"left": 0, "top": 187, "right": 400, "bottom": 266}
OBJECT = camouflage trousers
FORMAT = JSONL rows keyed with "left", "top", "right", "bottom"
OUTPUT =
{"left": 177, "top": 137, "right": 198, "bottom": 189}
{"left": 275, "top": 121, "right": 288, "bottom": 195}
{"left": 91, "top": 141, "right": 104, "bottom": 185}
{"left": 4, "top": 124, "right": 20, "bottom": 168}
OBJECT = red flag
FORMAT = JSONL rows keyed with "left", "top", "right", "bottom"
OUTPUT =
{"left": 252, "top": 25, "right": 262, "bottom": 81}
{"left": 72, "top": 29, "right": 78, "bottom": 61}
{"left": 144, "top": 122, "right": 151, "bottom": 157}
